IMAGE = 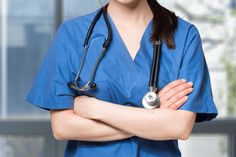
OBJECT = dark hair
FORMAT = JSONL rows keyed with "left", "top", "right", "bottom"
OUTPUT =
{"left": 147, "top": 0, "right": 178, "bottom": 49}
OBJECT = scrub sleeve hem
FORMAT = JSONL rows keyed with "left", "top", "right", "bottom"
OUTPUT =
{"left": 178, "top": 103, "right": 218, "bottom": 122}
{"left": 25, "top": 93, "right": 75, "bottom": 111}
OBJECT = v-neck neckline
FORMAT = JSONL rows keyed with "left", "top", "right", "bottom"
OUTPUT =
{"left": 106, "top": 12, "right": 153, "bottom": 63}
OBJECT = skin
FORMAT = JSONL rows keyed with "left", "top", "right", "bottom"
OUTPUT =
{"left": 107, "top": 0, "right": 153, "bottom": 59}
{"left": 50, "top": 0, "right": 196, "bottom": 142}
{"left": 51, "top": 80, "right": 194, "bottom": 141}
{"left": 73, "top": 81, "right": 195, "bottom": 141}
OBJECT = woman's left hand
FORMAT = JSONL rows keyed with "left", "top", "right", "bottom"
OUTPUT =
{"left": 73, "top": 95, "right": 100, "bottom": 119}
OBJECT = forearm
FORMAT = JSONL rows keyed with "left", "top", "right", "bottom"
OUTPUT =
{"left": 89, "top": 100, "right": 195, "bottom": 141}
{"left": 50, "top": 109, "right": 134, "bottom": 141}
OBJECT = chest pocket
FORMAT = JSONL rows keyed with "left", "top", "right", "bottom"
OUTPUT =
{"left": 71, "top": 35, "right": 114, "bottom": 101}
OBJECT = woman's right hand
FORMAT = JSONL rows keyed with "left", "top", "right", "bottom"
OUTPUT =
{"left": 158, "top": 79, "right": 193, "bottom": 110}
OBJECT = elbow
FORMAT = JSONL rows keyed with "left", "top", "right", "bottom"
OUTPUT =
{"left": 51, "top": 125, "right": 66, "bottom": 141}
{"left": 50, "top": 110, "right": 72, "bottom": 141}
{"left": 176, "top": 111, "right": 196, "bottom": 140}
{"left": 177, "top": 122, "right": 194, "bottom": 140}
{"left": 178, "top": 129, "right": 191, "bottom": 140}
{"left": 51, "top": 119, "right": 67, "bottom": 141}
{"left": 52, "top": 130, "right": 63, "bottom": 140}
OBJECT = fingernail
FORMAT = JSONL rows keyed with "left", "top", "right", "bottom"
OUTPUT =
{"left": 181, "top": 79, "right": 186, "bottom": 82}
{"left": 188, "top": 82, "right": 193, "bottom": 86}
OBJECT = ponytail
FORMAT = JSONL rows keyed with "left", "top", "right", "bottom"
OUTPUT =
{"left": 147, "top": 0, "right": 178, "bottom": 49}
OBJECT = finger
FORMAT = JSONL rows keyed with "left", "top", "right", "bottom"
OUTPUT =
{"left": 164, "top": 82, "right": 193, "bottom": 100}
{"left": 164, "top": 87, "right": 193, "bottom": 108}
{"left": 170, "top": 96, "right": 189, "bottom": 110}
{"left": 158, "top": 79, "right": 187, "bottom": 96}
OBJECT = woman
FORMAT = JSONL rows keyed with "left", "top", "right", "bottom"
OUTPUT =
{"left": 26, "top": 0, "right": 218, "bottom": 156}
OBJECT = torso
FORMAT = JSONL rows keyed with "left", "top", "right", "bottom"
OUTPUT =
{"left": 63, "top": 8, "right": 196, "bottom": 157}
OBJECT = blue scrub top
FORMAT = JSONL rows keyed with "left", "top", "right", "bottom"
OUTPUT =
{"left": 26, "top": 7, "right": 218, "bottom": 157}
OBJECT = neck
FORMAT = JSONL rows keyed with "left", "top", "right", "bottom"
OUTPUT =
{"left": 107, "top": 0, "right": 153, "bottom": 26}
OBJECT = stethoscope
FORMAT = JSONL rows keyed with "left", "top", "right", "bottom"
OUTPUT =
{"left": 67, "top": 3, "right": 162, "bottom": 109}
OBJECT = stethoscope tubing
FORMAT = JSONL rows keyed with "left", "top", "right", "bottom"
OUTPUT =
{"left": 153, "top": 40, "right": 162, "bottom": 91}
{"left": 68, "top": 3, "right": 162, "bottom": 109}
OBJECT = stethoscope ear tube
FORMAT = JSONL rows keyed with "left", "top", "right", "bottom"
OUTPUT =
{"left": 68, "top": 4, "right": 111, "bottom": 92}
{"left": 84, "top": 8, "right": 103, "bottom": 47}
{"left": 102, "top": 4, "right": 112, "bottom": 49}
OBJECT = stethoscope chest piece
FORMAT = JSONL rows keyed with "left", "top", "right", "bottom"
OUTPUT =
{"left": 142, "top": 91, "right": 160, "bottom": 109}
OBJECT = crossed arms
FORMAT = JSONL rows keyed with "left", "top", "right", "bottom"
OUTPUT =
{"left": 50, "top": 79, "right": 196, "bottom": 141}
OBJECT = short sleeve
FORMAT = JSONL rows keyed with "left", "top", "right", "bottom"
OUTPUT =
{"left": 178, "top": 25, "right": 218, "bottom": 122}
{"left": 25, "top": 23, "right": 76, "bottom": 110}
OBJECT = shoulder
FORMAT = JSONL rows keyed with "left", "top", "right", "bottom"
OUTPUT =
{"left": 48, "top": 8, "right": 101, "bottom": 60}
{"left": 58, "top": 8, "right": 101, "bottom": 42}
{"left": 175, "top": 17, "right": 201, "bottom": 42}
{"left": 64, "top": 8, "right": 99, "bottom": 28}
{"left": 171, "top": 17, "right": 202, "bottom": 53}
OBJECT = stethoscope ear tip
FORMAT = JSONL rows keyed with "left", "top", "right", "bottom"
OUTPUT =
{"left": 67, "top": 80, "right": 97, "bottom": 92}
{"left": 90, "top": 82, "right": 97, "bottom": 89}
{"left": 67, "top": 81, "right": 80, "bottom": 92}
{"left": 67, "top": 82, "right": 74, "bottom": 88}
